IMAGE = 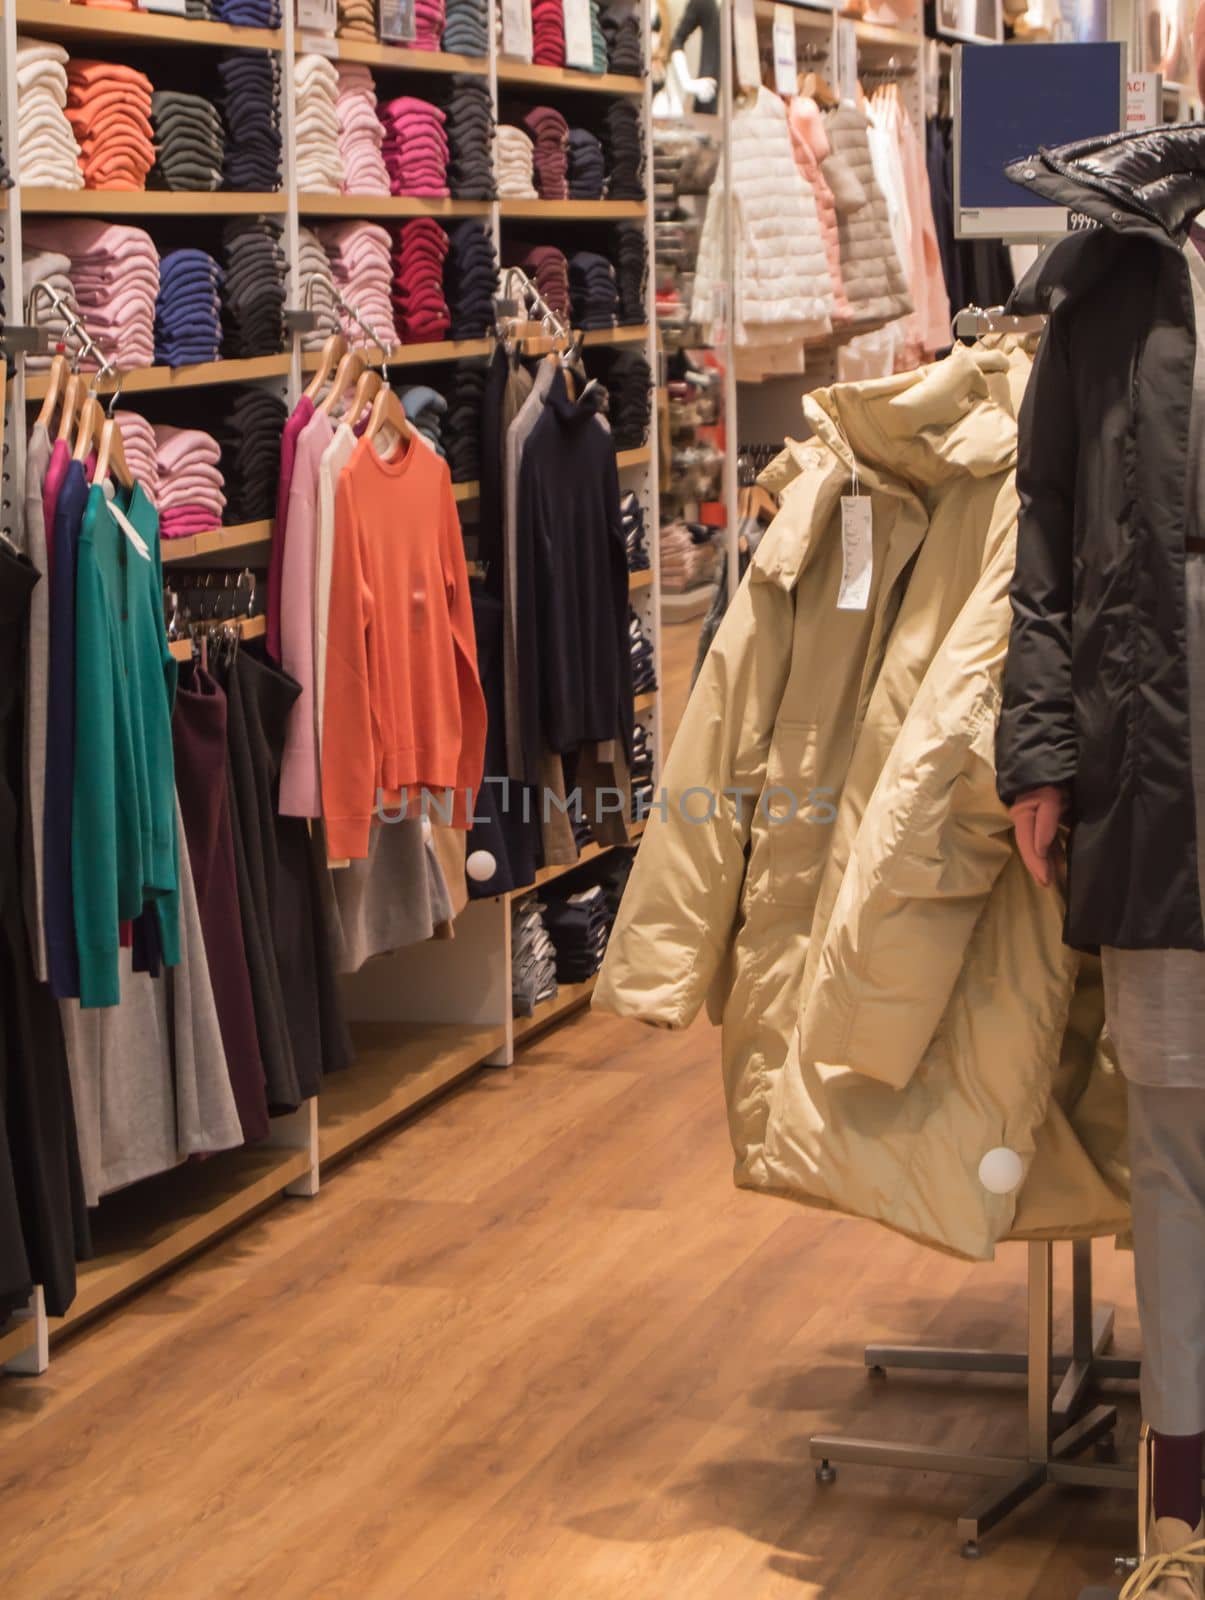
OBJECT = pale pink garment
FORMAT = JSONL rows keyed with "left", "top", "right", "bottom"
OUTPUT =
{"left": 873, "top": 90, "right": 950, "bottom": 355}
{"left": 787, "top": 97, "right": 852, "bottom": 326}
{"left": 277, "top": 408, "right": 335, "bottom": 818}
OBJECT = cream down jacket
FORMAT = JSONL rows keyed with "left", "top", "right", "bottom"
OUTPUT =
{"left": 594, "top": 345, "right": 1128, "bottom": 1261}
{"left": 692, "top": 86, "right": 834, "bottom": 380}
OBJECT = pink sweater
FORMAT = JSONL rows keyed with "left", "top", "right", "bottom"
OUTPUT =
{"left": 787, "top": 97, "right": 853, "bottom": 326}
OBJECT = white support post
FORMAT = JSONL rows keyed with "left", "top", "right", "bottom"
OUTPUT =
{"left": 486, "top": 892, "right": 515, "bottom": 1066}
{"left": 267, "top": 1096, "right": 321, "bottom": 1197}
{"left": 282, "top": 0, "right": 304, "bottom": 407}
{"left": 5, "top": 1288, "right": 49, "bottom": 1377}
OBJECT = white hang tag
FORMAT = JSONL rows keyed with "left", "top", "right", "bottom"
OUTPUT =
{"left": 501, "top": 0, "right": 533, "bottom": 60}
{"left": 837, "top": 495, "right": 872, "bottom": 611}
{"left": 299, "top": 28, "right": 339, "bottom": 54}
{"left": 772, "top": 6, "right": 797, "bottom": 97}
{"left": 563, "top": 0, "right": 593, "bottom": 68}
{"left": 734, "top": 0, "right": 760, "bottom": 92}
{"left": 109, "top": 500, "right": 151, "bottom": 562}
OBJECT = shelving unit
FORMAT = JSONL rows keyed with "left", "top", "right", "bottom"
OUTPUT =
{"left": 508, "top": 820, "right": 645, "bottom": 899}
{"left": 4, "top": 0, "right": 661, "bottom": 1371}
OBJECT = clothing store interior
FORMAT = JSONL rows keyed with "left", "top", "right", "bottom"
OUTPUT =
{"left": 3, "top": 0, "right": 1205, "bottom": 1594}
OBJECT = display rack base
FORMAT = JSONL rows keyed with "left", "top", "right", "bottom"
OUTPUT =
{"left": 810, "top": 1240, "right": 1141, "bottom": 1559}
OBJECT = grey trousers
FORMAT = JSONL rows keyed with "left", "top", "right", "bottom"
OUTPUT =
{"left": 1129, "top": 1080, "right": 1205, "bottom": 1434}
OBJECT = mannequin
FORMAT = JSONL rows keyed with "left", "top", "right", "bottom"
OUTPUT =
{"left": 998, "top": 124, "right": 1205, "bottom": 1599}
{"left": 668, "top": 0, "right": 718, "bottom": 113}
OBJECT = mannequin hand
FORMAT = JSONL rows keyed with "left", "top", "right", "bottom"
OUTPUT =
{"left": 1009, "top": 785, "right": 1068, "bottom": 888}
{"left": 692, "top": 75, "right": 718, "bottom": 102}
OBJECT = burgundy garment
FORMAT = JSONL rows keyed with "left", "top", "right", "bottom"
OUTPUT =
{"left": 172, "top": 664, "right": 270, "bottom": 1144}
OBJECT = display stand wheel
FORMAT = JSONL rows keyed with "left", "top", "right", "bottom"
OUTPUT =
{"left": 961, "top": 1539, "right": 981, "bottom": 1561}
{"left": 867, "top": 1364, "right": 887, "bottom": 1381}
{"left": 815, "top": 1460, "right": 837, "bottom": 1485}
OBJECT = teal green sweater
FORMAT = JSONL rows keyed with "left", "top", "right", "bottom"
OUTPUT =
{"left": 73, "top": 482, "right": 180, "bottom": 1008}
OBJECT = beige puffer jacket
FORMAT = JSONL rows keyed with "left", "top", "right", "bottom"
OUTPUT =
{"left": 825, "top": 103, "right": 912, "bottom": 327}
{"left": 595, "top": 345, "right": 1129, "bottom": 1261}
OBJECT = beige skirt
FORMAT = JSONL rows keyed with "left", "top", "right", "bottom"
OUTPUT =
{"left": 1101, "top": 551, "right": 1205, "bottom": 1088}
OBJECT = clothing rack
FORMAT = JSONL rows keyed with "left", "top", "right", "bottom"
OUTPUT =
{"left": 951, "top": 303, "right": 1046, "bottom": 341}
{"left": 24, "top": 280, "right": 122, "bottom": 394}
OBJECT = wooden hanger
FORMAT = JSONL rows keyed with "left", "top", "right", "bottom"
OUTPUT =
{"left": 73, "top": 394, "right": 102, "bottom": 462}
{"left": 304, "top": 332, "right": 346, "bottom": 402}
{"left": 56, "top": 373, "right": 82, "bottom": 444}
{"left": 35, "top": 353, "right": 70, "bottom": 433}
{"left": 800, "top": 69, "right": 838, "bottom": 108}
{"left": 318, "top": 347, "right": 366, "bottom": 418}
{"left": 93, "top": 413, "right": 134, "bottom": 489}
{"left": 346, "top": 368, "right": 383, "bottom": 427}
{"left": 365, "top": 383, "right": 413, "bottom": 452}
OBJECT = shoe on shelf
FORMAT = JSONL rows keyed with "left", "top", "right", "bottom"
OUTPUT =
{"left": 1118, "top": 1518, "right": 1205, "bottom": 1599}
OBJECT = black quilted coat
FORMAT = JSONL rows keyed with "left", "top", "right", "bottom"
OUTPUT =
{"left": 997, "top": 125, "right": 1205, "bottom": 951}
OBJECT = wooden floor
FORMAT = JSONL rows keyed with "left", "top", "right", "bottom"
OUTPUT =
{"left": 0, "top": 1004, "right": 1141, "bottom": 1598}
{"left": 0, "top": 615, "right": 1142, "bottom": 1597}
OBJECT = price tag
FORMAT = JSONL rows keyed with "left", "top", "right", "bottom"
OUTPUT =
{"left": 501, "top": 0, "right": 533, "bottom": 60}
{"left": 563, "top": 0, "right": 594, "bottom": 69}
{"left": 142, "top": 0, "right": 188, "bottom": 15}
{"left": 835, "top": 18, "right": 857, "bottom": 104}
{"left": 379, "top": 0, "right": 416, "bottom": 41}
{"left": 772, "top": 5, "right": 797, "bottom": 95}
{"left": 299, "top": 28, "right": 339, "bottom": 53}
{"left": 297, "top": 0, "right": 337, "bottom": 30}
{"left": 837, "top": 495, "right": 872, "bottom": 610}
{"left": 1126, "top": 72, "right": 1161, "bottom": 129}
{"left": 108, "top": 501, "right": 151, "bottom": 562}
{"left": 734, "top": 0, "right": 760, "bottom": 91}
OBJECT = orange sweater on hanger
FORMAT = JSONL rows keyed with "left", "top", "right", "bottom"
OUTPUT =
{"left": 321, "top": 429, "right": 487, "bottom": 861}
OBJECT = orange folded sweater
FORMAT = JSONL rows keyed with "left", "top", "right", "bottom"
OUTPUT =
{"left": 321, "top": 430, "right": 487, "bottom": 861}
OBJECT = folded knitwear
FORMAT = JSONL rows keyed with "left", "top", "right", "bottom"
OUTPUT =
{"left": 613, "top": 221, "right": 647, "bottom": 324}
{"left": 523, "top": 105, "right": 568, "bottom": 200}
{"left": 591, "top": 347, "right": 650, "bottom": 449}
{"left": 337, "top": 0, "right": 376, "bottom": 37}
{"left": 155, "top": 247, "right": 224, "bottom": 367}
{"left": 443, "top": 75, "right": 495, "bottom": 199}
{"left": 66, "top": 58, "right": 154, "bottom": 190}
{"left": 391, "top": 218, "right": 451, "bottom": 343}
{"left": 444, "top": 220, "right": 497, "bottom": 340}
{"left": 409, "top": 0, "right": 446, "bottom": 51}
{"left": 442, "top": 0, "right": 489, "bottom": 55}
{"left": 212, "top": 0, "right": 280, "bottom": 24}
{"left": 16, "top": 38, "right": 84, "bottom": 189}
{"left": 334, "top": 63, "right": 390, "bottom": 195}
{"left": 569, "top": 249, "right": 618, "bottom": 330}
{"left": 502, "top": 240, "right": 570, "bottom": 320}
{"left": 25, "top": 217, "right": 158, "bottom": 370}
{"left": 442, "top": 360, "right": 487, "bottom": 481}
{"left": 315, "top": 220, "right": 400, "bottom": 348}
{"left": 379, "top": 95, "right": 449, "bottom": 196}
{"left": 114, "top": 411, "right": 160, "bottom": 504}
{"left": 295, "top": 54, "right": 344, "bottom": 195}
{"left": 568, "top": 127, "right": 605, "bottom": 199}
{"left": 154, "top": 423, "right": 226, "bottom": 537}
{"left": 397, "top": 383, "right": 447, "bottom": 456}
{"left": 602, "top": 100, "right": 644, "bottom": 200}
{"left": 601, "top": 1, "right": 644, "bottom": 74}
{"left": 217, "top": 51, "right": 281, "bottom": 191}
{"left": 216, "top": 386, "right": 286, "bottom": 522}
{"left": 530, "top": 0, "right": 564, "bottom": 64}
{"left": 220, "top": 215, "right": 286, "bottom": 356}
{"left": 150, "top": 90, "right": 224, "bottom": 191}
{"left": 297, "top": 226, "right": 337, "bottom": 349}
{"left": 494, "top": 124, "right": 538, "bottom": 198}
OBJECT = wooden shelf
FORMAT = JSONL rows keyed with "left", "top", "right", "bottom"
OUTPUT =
{"left": 297, "top": 33, "right": 488, "bottom": 74}
{"left": 616, "top": 446, "right": 651, "bottom": 470}
{"left": 15, "top": 0, "right": 283, "bottom": 50}
{"left": 753, "top": 0, "right": 835, "bottom": 29}
{"left": 319, "top": 1020, "right": 507, "bottom": 1165}
{"left": 0, "top": 1317, "right": 38, "bottom": 1369}
{"left": 512, "top": 976, "right": 599, "bottom": 1044}
{"left": 168, "top": 613, "right": 266, "bottom": 659}
{"left": 508, "top": 822, "right": 644, "bottom": 901}
{"left": 25, "top": 354, "right": 290, "bottom": 401}
{"left": 297, "top": 193, "right": 490, "bottom": 218}
{"left": 633, "top": 689, "right": 657, "bottom": 713}
{"left": 497, "top": 60, "right": 644, "bottom": 96}
{"left": 499, "top": 198, "right": 647, "bottom": 220}
{"left": 852, "top": 15, "right": 922, "bottom": 47}
{"left": 629, "top": 567, "right": 653, "bottom": 591}
{"left": 161, "top": 520, "right": 273, "bottom": 564}
{"left": 452, "top": 481, "right": 478, "bottom": 502}
{"left": 53, "top": 1144, "right": 312, "bottom": 1334}
{"left": 22, "top": 188, "right": 285, "bottom": 216}
{"left": 300, "top": 337, "right": 491, "bottom": 372}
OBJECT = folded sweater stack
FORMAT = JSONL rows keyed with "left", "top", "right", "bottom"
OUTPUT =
{"left": 220, "top": 216, "right": 286, "bottom": 356}
{"left": 411, "top": 0, "right": 447, "bottom": 50}
{"left": 614, "top": 221, "right": 646, "bottom": 323}
{"left": 601, "top": 1, "right": 644, "bottom": 73}
{"left": 297, "top": 226, "right": 338, "bottom": 349}
{"left": 114, "top": 412, "right": 159, "bottom": 504}
{"left": 504, "top": 241, "right": 570, "bottom": 320}
{"left": 602, "top": 100, "right": 644, "bottom": 199}
{"left": 315, "top": 221, "right": 399, "bottom": 349}
{"left": 212, "top": 0, "right": 281, "bottom": 25}
{"left": 25, "top": 218, "right": 159, "bottom": 369}
{"left": 531, "top": 0, "right": 565, "bottom": 65}
{"left": 66, "top": 59, "right": 155, "bottom": 191}
{"left": 154, "top": 425, "right": 226, "bottom": 539}
{"left": 444, "top": 361, "right": 487, "bottom": 482}
{"left": 217, "top": 51, "right": 281, "bottom": 191}
{"left": 150, "top": 90, "right": 225, "bottom": 191}
{"left": 595, "top": 347, "right": 650, "bottom": 449}
{"left": 569, "top": 250, "right": 618, "bottom": 330}
{"left": 398, "top": 384, "right": 447, "bottom": 455}
{"left": 444, "top": 74, "right": 495, "bottom": 199}
{"left": 335, "top": 64, "right": 390, "bottom": 194}
{"left": 391, "top": 218, "right": 451, "bottom": 344}
{"left": 568, "top": 127, "right": 605, "bottom": 198}
{"left": 296, "top": 54, "right": 344, "bottom": 194}
{"left": 337, "top": 0, "right": 376, "bottom": 38}
{"left": 23, "top": 246, "right": 81, "bottom": 367}
{"left": 16, "top": 38, "right": 84, "bottom": 190}
{"left": 155, "top": 247, "right": 224, "bottom": 367}
{"left": 217, "top": 388, "right": 286, "bottom": 523}
{"left": 379, "top": 96, "right": 449, "bottom": 197}
{"left": 442, "top": 0, "right": 490, "bottom": 55}
{"left": 523, "top": 105, "right": 568, "bottom": 200}
{"left": 495, "top": 124, "right": 536, "bottom": 198}
{"left": 444, "top": 220, "right": 497, "bottom": 339}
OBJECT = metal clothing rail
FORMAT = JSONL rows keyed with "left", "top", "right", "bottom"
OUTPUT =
{"left": 25, "top": 279, "right": 122, "bottom": 400}
{"left": 811, "top": 1240, "right": 1141, "bottom": 1561}
{"left": 494, "top": 264, "right": 572, "bottom": 344}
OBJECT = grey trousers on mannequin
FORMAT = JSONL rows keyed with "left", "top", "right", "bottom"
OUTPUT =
{"left": 1127, "top": 1084, "right": 1205, "bottom": 1433}
{"left": 1102, "top": 551, "right": 1205, "bottom": 1436}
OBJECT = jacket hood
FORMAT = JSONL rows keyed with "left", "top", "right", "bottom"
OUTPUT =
{"left": 1005, "top": 123, "right": 1205, "bottom": 241}
{"left": 802, "top": 343, "right": 1017, "bottom": 495}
